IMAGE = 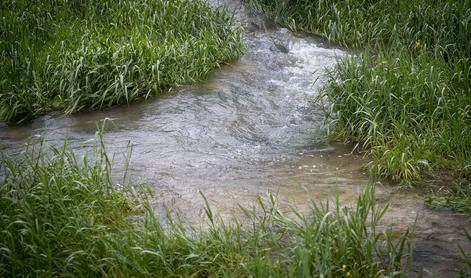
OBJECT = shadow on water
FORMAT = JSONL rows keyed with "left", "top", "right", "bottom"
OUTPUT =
{"left": 0, "top": 0, "right": 470, "bottom": 276}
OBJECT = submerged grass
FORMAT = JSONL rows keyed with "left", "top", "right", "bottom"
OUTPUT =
{"left": 0, "top": 0, "right": 242, "bottom": 123}
{"left": 244, "top": 1, "right": 471, "bottom": 193}
{"left": 0, "top": 135, "right": 411, "bottom": 276}
{"left": 426, "top": 180, "right": 471, "bottom": 213}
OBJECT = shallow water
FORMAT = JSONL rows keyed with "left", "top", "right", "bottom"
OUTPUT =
{"left": 1, "top": 0, "right": 470, "bottom": 276}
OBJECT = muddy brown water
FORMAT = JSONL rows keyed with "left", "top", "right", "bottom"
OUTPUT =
{"left": 1, "top": 0, "right": 470, "bottom": 276}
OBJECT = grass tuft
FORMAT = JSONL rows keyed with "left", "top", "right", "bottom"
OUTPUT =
{"left": 0, "top": 0, "right": 243, "bottom": 123}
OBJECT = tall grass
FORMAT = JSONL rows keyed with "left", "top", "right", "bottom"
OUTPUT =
{"left": 245, "top": 0, "right": 471, "bottom": 187}
{"left": 322, "top": 50, "right": 471, "bottom": 184}
{"left": 0, "top": 0, "right": 242, "bottom": 123}
{"left": 244, "top": 0, "right": 470, "bottom": 54}
{"left": 0, "top": 135, "right": 411, "bottom": 276}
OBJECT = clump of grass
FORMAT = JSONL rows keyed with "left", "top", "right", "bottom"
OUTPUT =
{"left": 0, "top": 135, "right": 411, "bottom": 276}
{"left": 244, "top": 0, "right": 471, "bottom": 187}
{"left": 426, "top": 180, "right": 471, "bottom": 213}
{"left": 322, "top": 50, "right": 471, "bottom": 185}
{"left": 0, "top": 0, "right": 242, "bottom": 123}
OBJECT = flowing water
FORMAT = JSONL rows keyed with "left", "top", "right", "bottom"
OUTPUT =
{"left": 1, "top": 0, "right": 470, "bottom": 276}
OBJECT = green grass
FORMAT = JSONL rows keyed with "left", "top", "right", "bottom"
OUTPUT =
{"left": 322, "top": 50, "right": 471, "bottom": 185}
{"left": 244, "top": 0, "right": 470, "bottom": 54}
{"left": 0, "top": 0, "right": 242, "bottom": 124}
{"left": 244, "top": 0, "right": 471, "bottom": 191}
{"left": 0, "top": 135, "right": 411, "bottom": 276}
{"left": 426, "top": 180, "right": 471, "bottom": 213}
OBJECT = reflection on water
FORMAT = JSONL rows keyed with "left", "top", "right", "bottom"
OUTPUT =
{"left": 0, "top": 0, "right": 470, "bottom": 276}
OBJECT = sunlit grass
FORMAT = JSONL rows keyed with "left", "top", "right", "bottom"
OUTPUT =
{"left": 0, "top": 134, "right": 411, "bottom": 276}
{"left": 0, "top": 0, "right": 242, "bottom": 123}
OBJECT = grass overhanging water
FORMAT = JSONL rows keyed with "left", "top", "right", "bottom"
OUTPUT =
{"left": 0, "top": 0, "right": 242, "bottom": 124}
{"left": 0, "top": 133, "right": 412, "bottom": 276}
{"left": 244, "top": 0, "right": 471, "bottom": 208}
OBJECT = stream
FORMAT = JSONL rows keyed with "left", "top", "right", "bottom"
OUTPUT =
{"left": 1, "top": 0, "right": 470, "bottom": 276}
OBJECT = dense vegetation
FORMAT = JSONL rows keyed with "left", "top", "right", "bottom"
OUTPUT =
{"left": 0, "top": 136, "right": 410, "bottom": 276}
{"left": 244, "top": 0, "right": 471, "bottom": 206}
{"left": 0, "top": 0, "right": 242, "bottom": 123}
